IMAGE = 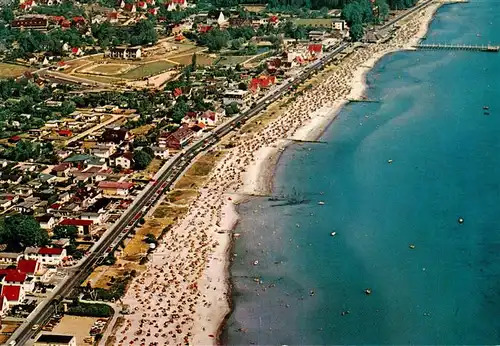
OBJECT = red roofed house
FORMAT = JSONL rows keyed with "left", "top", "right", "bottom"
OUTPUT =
{"left": 36, "top": 247, "right": 67, "bottom": 267}
{"left": 1, "top": 285, "right": 25, "bottom": 305}
{"left": 57, "top": 129, "right": 72, "bottom": 137}
{"left": 249, "top": 75, "right": 277, "bottom": 93}
{"left": 199, "top": 111, "right": 218, "bottom": 126}
{"left": 72, "top": 16, "right": 86, "bottom": 25}
{"left": 61, "top": 19, "right": 71, "bottom": 28}
{"left": 59, "top": 218, "right": 94, "bottom": 235}
{"left": 2, "top": 269, "right": 35, "bottom": 293}
{"left": 308, "top": 44, "right": 323, "bottom": 58}
{"left": 124, "top": 3, "right": 136, "bottom": 12}
{"left": 157, "top": 125, "right": 194, "bottom": 150}
{"left": 173, "top": 88, "right": 183, "bottom": 98}
{"left": 147, "top": 7, "right": 158, "bottom": 15}
{"left": 57, "top": 60, "right": 68, "bottom": 70}
{"left": 146, "top": 0, "right": 155, "bottom": 4}
{"left": 137, "top": 1, "right": 147, "bottom": 9}
{"left": 19, "top": 0, "right": 36, "bottom": 10}
{"left": 71, "top": 47, "right": 83, "bottom": 56}
{"left": 107, "top": 11, "right": 119, "bottom": 23}
{"left": 197, "top": 25, "right": 212, "bottom": 34}
{"left": 9, "top": 135, "right": 21, "bottom": 143}
{"left": 97, "top": 181, "right": 135, "bottom": 197}
{"left": 16, "top": 258, "right": 49, "bottom": 283}
{"left": 166, "top": 0, "right": 187, "bottom": 11}
{"left": 268, "top": 15, "right": 279, "bottom": 26}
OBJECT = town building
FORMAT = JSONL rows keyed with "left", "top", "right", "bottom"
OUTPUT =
{"left": 106, "top": 46, "right": 142, "bottom": 60}
{"left": 11, "top": 16, "right": 48, "bottom": 30}
{"left": 166, "top": 0, "right": 187, "bottom": 11}
{"left": 158, "top": 125, "right": 195, "bottom": 150}
{"left": 97, "top": 181, "right": 134, "bottom": 197}
{"left": 34, "top": 334, "right": 77, "bottom": 346}
{"left": 223, "top": 89, "right": 250, "bottom": 106}
{"left": 59, "top": 218, "right": 94, "bottom": 235}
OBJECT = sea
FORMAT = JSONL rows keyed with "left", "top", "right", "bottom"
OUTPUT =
{"left": 222, "top": 1, "right": 500, "bottom": 345}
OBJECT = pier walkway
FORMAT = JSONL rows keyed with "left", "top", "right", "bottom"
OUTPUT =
{"left": 414, "top": 43, "right": 500, "bottom": 52}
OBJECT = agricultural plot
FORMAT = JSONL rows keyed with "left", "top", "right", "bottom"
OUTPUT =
{"left": 120, "top": 60, "right": 176, "bottom": 79}
{"left": 0, "top": 63, "right": 31, "bottom": 78}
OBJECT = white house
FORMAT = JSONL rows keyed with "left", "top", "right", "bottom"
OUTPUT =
{"left": 166, "top": 0, "right": 187, "bottom": 11}
{"left": 223, "top": 89, "right": 250, "bottom": 106}
{"left": 106, "top": 46, "right": 142, "bottom": 60}
{"left": 111, "top": 152, "right": 134, "bottom": 169}
{"left": 17, "top": 258, "right": 51, "bottom": 283}
{"left": 35, "top": 247, "right": 67, "bottom": 267}
{"left": 199, "top": 110, "right": 218, "bottom": 126}
{"left": 152, "top": 146, "right": 169, "bottom": 159}
{"left": 1, "top": 285, "right": 25, "bottom": 305}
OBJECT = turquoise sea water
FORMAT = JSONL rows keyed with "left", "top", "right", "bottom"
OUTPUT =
{"left": 223, "top": 1, "right": 500, "bottom": 344}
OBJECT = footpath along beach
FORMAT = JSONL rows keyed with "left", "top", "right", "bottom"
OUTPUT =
{"left": 111, "top": 1, "right": 452, "bottom": 345}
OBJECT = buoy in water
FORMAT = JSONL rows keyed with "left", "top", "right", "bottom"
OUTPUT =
{"left": 364, "top": 288, "right": 372, "bottom": 295}
{"left": 458, "top": 217, "right": 464, "bottom": 224}
{"left": 330, "top": 232, "right": 337, "bottom": 236}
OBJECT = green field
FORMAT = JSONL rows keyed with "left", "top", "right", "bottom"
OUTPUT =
{"left": 293, "top": 18, "right": 333, "bottom": 27}
{"left": 90, "top": 63, "right": 131, "bottom": 74}
{"left": 120, "top": 60, "right": 176, "bottom": 79}
{"left": 0, "top": 63, "right": 31, "bottom": 78}
{"left": 216, "top": 55, "right": 253, "bottom": 66}
{"left": 170, "top": 54, "right": 216, "bottom": 66}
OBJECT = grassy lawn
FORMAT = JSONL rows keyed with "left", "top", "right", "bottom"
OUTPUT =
{"left": 243, "top": 4, "right": 266, "bottom": 12}
{"left": 293, "top": 18, "right": 333, "bottom": 27}
{"left": 217, "top": 55, "right": 253, "bottom": 66}
{"left": 122, "top": 217, "right": 172, "bottom": 260}
{"left": 0, "top": 63, "right": 30, "bottom": 78}
{"left": 120, "top": 60, "right": 176, "bottom": 79}
{"left": 130, "top": 124, "right": 154, "bottom": 136}
{"left": 90, "top": 63, "right": 131, "bottom": 74}
{"left": 73, "top": 73, "right": 121, "bottom": 84}
{"left": 170, "top": 53, "right": 216, "bottom": 66}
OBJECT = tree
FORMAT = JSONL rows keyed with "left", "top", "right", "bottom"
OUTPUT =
{"left": 1, "top": 8, "right": 14, "bottom": 22}
{"left": 60, "top": 100, "right": 76, "bottom": 116}
{"left": 191, "top": 53, "right": 197, "bottom": 71}
{"left": 0, "top": 214, "right": 49, "bottom": 251}
{"left": 133, "top": 150, "right": 153, "bottom": 170}
{"left": 171, "top": 99, "right": 188, "bottom": 123}
{"left": 52, "top": 225, "right": 78, "bottom": 240}
{"left": 350, "top": 23, "right": 364, "bottom": 41}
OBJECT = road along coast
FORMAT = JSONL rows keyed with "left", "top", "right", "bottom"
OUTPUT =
{"left": 110, "top": 2, "right": 454, "bottom": 345}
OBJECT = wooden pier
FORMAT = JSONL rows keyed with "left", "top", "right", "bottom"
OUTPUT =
{"left": 415, "top": 43, "right": 500, "bottom": 52}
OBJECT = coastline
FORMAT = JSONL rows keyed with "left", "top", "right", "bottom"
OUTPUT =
{"left": 110, "top": 1, "right": 452, "bottom": 345}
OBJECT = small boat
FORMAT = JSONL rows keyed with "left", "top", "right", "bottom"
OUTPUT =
{"left": 483, "top": 106, "right": 490, "bottom": 110}
{"left": 409, "top": 244, "right": 415, "bottom": 249}
{"left": 253, "top": 260, "right": 259, "bottom": 266}
{"left": 330, "top": 232, "right": 337, "bottom": 236}
{"left": 458, "top": 217, "right": 464, "bottom": 224}
{"left": 309, "top": 290, "right": 315, "bottom": 296}
{"left": 234, "top": 233, "right": 241, "bottom": 239}
{"left": 364, "top": 288, "right": 372, "bottom": 295}
{"left": 387, "top": 159, "right": 393, "bottom": 164}
{"left": 318, "top": 201, "right": 325, "bottom": 205}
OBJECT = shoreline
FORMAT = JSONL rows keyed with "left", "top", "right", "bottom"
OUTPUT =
{"left": 218, "top": 0, "right": 444, "bottom": 340}
{"left": 110, "top": 1, "right": 454, "bottom": 345}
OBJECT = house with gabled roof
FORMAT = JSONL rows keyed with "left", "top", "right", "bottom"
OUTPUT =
{"left": 1, "top": 285, "right": 25, "bottom": 305}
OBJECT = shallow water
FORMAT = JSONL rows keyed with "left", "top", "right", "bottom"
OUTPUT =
{"left": 224, "top": 1, "right": 500, "bottom": 344}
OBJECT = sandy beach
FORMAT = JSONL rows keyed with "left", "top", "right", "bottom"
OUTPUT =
{"left": 111, "top": 2, "right": 452, "bottom": 345}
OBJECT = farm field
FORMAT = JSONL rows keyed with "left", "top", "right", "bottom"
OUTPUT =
{"left": 0, "top": 63, "right": 31, "bottom": 78}
{"left": 120, "top": 60, "right": 176, "bottom": 79}
{"left": 170, "top": 53, "right": 216, "bottom": 66}
{"left": 89, "top": 63, "right": 132, "bottom": 74}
